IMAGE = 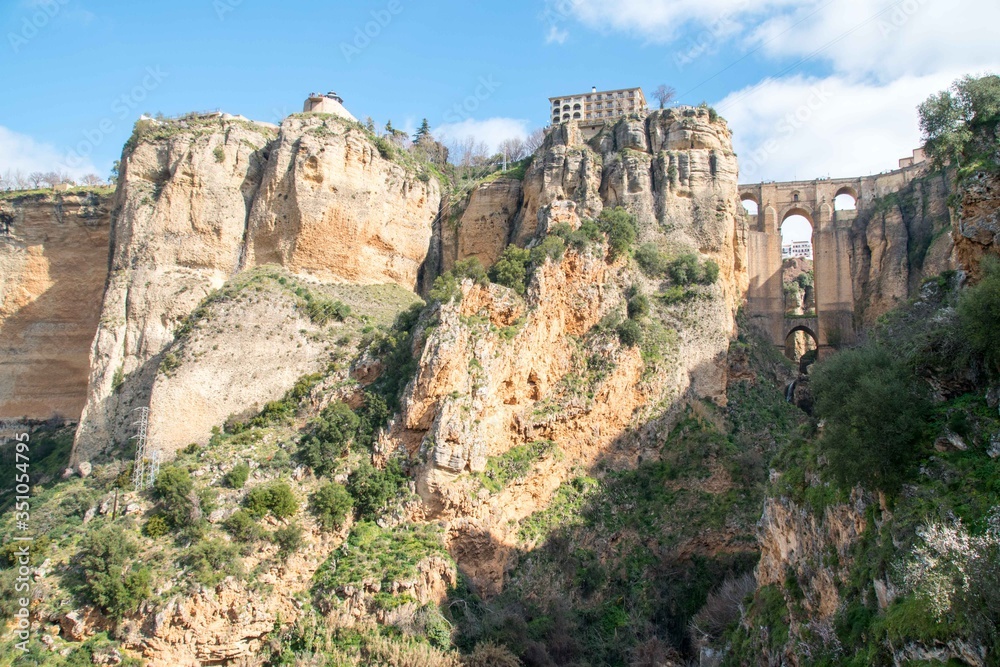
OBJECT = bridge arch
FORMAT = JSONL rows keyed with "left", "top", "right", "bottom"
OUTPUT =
{"left": 834, "top": 185, "right": 858, "bottom": 211}
{"left": 784, "top": 324, "right": 818, "bottom": 369}
{"left": 740, "top": 192, "right": 759, "bottom": 215}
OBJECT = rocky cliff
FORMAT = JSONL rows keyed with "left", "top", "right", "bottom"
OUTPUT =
{"left": 850, "top": 168, "right": 956, "bottom": 325}
{"left": 954, "top": 170, "right": 1000, "bottom": 279}
{"left": 0, "top": 191, "right": 112, "bottom": 423}
{"left": 72, "top": 113, "right": 441, "bottom": 464}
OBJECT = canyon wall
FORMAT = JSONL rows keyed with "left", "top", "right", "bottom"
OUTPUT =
{"left": 0, "top": 191, "right": 112, "bottom": 424}
{"left": 72, "top": 113, "right": 441, "bottom": 464}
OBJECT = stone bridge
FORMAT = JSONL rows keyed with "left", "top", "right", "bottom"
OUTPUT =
{"left": 740, "top": 151, "right": 927, "bottom": 356}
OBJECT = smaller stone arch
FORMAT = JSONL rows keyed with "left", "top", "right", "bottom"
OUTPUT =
{"left": 784, "top": 324, "right": 818, "bottom": 368}
{"left": 740, "top": 192, "right": 759, "bottom": 216}
{"left": 834, "top": 185, "right": 859, "bottom": 211}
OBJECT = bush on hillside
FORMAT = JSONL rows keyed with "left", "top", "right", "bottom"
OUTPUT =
{"left": 347, "top": 459, "right": 409, "bottom": 519}
{"left": 152, "top": 466, "right": 197, "bottom": 528}
{"left": 244, "top": 482, "right": 298, "bottom": 519}
{"left": 617, "top": 320, "right": 643, "bottom": 348}
{"left": 77, "top": 526, "right": 151, "bottom": 619}
{"left": 958, "top": 256, "right": 1000, "bottom": 374}
{"left": 298, "top": 401, "right": 360, "bottom": 477}
{"left": 310, "top": 482, "right": 354, "bottom": 532}
{"left": 223, "top": 463, "right": 250, "bottom": 489}
{"left": 489, "top": 245, "right": 531, "bottom": 295}
{"left": 597, "top": 207, "right": 637, "bottom": 260}
{"left": 810, "top": 345, "right": 930, "bottom": 493}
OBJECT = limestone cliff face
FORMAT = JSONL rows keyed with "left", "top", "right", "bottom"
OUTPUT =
{"left": 440, "top": 178, "right": 522, "bottom": 273}
{"left": 244, "top": 115, "right": 441, "bottom": 287}
{"left": 72, "top": 116, "right": 275, "bottom": 463}
{"left": 954, "top": 171, "right": 1000, "bottom": 279}
{"left": 73, "top": 114, "right": 442, "bottom": 464}
{"left": 850, "top": 168, "right": 956, "bottom": 325}
{"left": 757, "top": 493, "right": 871, "bottom": 619}
{"left": 0, "top": 191, "right": 111, "bottom": 423}
{"left": 397, "top": 108, "right": 744, "bottom": 592}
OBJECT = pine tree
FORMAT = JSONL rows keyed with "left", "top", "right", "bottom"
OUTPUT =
{"left": 364, "top": 117, "right": 376, "bottom": 133}
{"left": 414, "top": 118, "right": 431, "bottom": 142}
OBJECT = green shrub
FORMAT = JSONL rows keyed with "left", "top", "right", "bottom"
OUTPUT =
{"left": 181, "top": 538, "right": 243, "bottom": 585}
{"left": 152, "top": 466, "right": 196, "bottom": 528}
{"left": 298, "top": 401, "right": 360, "bottom": 477}
{"left": 489, "top": 245, "right": 531, "bottom": 295}
{"left": 635, "top": 243, "right": 669, "bottom": 276}
{"left": 223, "top": 463, "right": 250, "bottom": 489}
{"left": 77, "top": 526, "right": 151, "bottom": 619}
{"left": 702, "top": 259, "right": 720, "bottom": 284}
{"left": 627, "top": 292, "right": 650, "bottom": 320}
{"left": 213, "top": 145, "right": 225, "bottom": 163}
{"left": 310, "top": 482, "right": 354, "bottom": 532}
{"left": 304, "top": 297, "right": 351, "bottom": 325}
{"left": 223, "top": 509, "right": 264, "bottom": 543}
{"left": 617, "top": 319, "right": 643, "bottom": 347}
{"left": 429, "top": 272, "right": 462, "bottom": 303}
{"left": 452, "top": 257, "right": 488, "bottom": 285}
{"left": 530, "top": 234, "right": 566, "bottom": 266}
{"left": 142, "top": 515, "right": 170, "bottom": 538}
{"left": 271, "top": 524, "right": 304, "bottom": 559}
{"left": 551, "top": 219, "right": 603, "bottom": 251}
{"left": 347, "top": 459, "right": 409, "bottom": 519}
{"left": 597, "top": 207, "right": 637, "bottom": 259}
{"left": 958, "top": 256, "right": 1000, "bottom": 373}
{"left": 811, "top": 345, "right": 931, "bottom": 493}
{"left": 244, "top": 482, "right": 299, "bottom": 519}
{"left": 477, "top": 440, "right": 557, "bottom": 493}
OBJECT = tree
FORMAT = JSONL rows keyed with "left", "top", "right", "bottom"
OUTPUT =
{"left": 524, "top": 128, "right": 545, "bottom": 154}
{"left": 298, "top": 401, "right": 360, "bottom": 477}
{"left": 653, "top": 84, "right": 677, "bottom": 109}
{"left": 110, "top": 161, "right": 120, "bottom": 185}
{"left": 489, "top": 244, "right": 531, "bottom": 295}
{"left": 309, "top": 482, "right": 354, "bottom": 532}
{"left": 153, "top": 466, "right": 197, "bottom": 528}
{"left": 364, "top": 116, "right": 376, "bottom": 133}
{"left": 498, "top": 136, "right": 527, "bottom": 162}
{"left": 77, "top": 526, "right": 151, "bottom": 619}
{"left": 919, "top": 74, "right": 1000, "bottom": 173}
{"left": 414, "top": 118, "right": 431, "bottom": 142}
{"left": 81, "top": 173, "right": 104, "bottom": 186}
{"left": 810, "top": 345, "right": 930, "bottom": 493}
{"left": 958, "top": 255, "right": 1000, "bottom": 374}
{"left": 28, "top": 172, "right": 45, "bottom": 188}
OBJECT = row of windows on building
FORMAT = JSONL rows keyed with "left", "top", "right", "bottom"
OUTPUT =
{"left": 550, "top": 87, "right": 647, "bottom": 125}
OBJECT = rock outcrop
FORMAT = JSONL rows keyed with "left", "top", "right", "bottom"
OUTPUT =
{"left": 850, "top": 168, "right": 956, "bottom": 325}
{"left": 954, "top": 170, "right": 1000, "bottom": 279}
{"left": 395, "top": 108, "right": 744, "bottom": 592}
{"left": 244, "top": 114, "right": 441, "bottom": 287}
{"left": 0, "top": 191, "right": 112, "bottom": 422}
{"left": 440, "top": 178, "right": 522, "bottom": 273}
{"left": 73, "top": 114, "right": 442, "bottom": 464}
{"left": 72, "top": 116, "right": 275, "bottom": 464}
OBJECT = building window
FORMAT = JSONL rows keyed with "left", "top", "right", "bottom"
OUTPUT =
{"left": 563, "top": 114, "right": 569, "bottom": 120}
{"left": 573, "top": 112, "right": 581, "bottom": 119}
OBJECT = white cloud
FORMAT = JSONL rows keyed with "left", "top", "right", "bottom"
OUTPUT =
{"left": 719, "top": 71, "right": 968, "bottom": 182}
{"left": 545, "top": 25, "right": 569, "bottom": 44}
{"left": 747, "top": 0, "right": 1000, "bottom": 81}
{"left": 561, "top": 0, "right": 1000, "bottom": 181}
{"left": 433, "top": 117, "right": 531, "bottom": 154}
{"left": 0, "top": 125, "right": 99, "bottom": 181}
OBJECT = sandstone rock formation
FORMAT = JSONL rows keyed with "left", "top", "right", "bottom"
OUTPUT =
{"left": 850, "top": 168, "right": 956, "bottom": 325}
{"left": 73, "top": 116, "right": 275, "bottom": 464}
{"left": 0, "top": 191, "right": 111, "bottom": 422}
{"left": 73, "top": 114, "right": 441, "bottom": 464}
{"left": 954, "top": 170, "right": 1000, "bottom": 279}
{"left": 440, "top": 178, "right": 522, "bottom": 273}
{"left": 244, "top": 114, "right": 441, "bottom": 287}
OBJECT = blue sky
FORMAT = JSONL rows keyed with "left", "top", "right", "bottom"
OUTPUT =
{"left": 1, "top": 0, "right": 997, "bottom": 183}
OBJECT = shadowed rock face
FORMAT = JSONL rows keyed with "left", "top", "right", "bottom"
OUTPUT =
{"left": 0, "top": 191, "right": 112, "bottom": 423}
{"left": 955, "top": 171, "right": 1000, "bottom": 279}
